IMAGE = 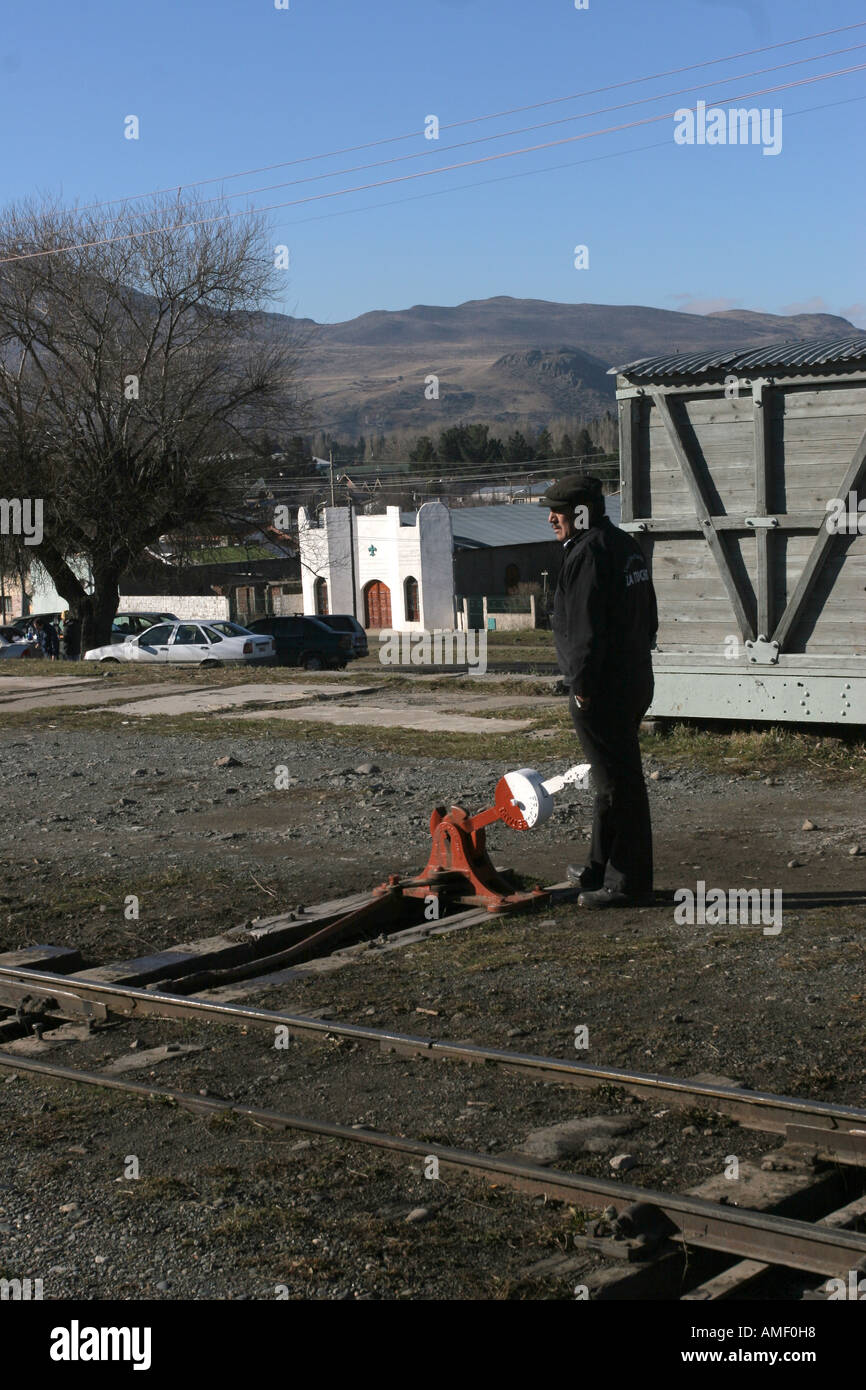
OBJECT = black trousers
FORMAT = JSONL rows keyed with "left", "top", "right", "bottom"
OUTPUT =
{"left": 569, "top": 665, "right": 654, "bottom": 895}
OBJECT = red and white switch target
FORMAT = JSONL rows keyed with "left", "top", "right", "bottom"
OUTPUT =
{"left": 494, "top": 764, "right": 591, "bottom": 830}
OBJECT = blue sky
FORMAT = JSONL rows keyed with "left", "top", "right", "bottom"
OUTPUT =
{"left": 1, "top": 0, "right": 864, "bottom": 326}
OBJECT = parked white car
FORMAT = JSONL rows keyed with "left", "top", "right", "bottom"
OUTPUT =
{"left": 110, "top": 611, "right": 179, "bottom": 643}
{"left": 0, "top": 625, "right": 41, "bottom": 659}
{"left": 84, "top": 619, "right": 274, "bottom": 666}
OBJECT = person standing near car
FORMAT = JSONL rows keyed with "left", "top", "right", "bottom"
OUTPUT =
{"left": 43, "top": 619, "right": 60, "bottom": 661}
{"left": 60, "top": 612, "right": 82, "bottom": 661}
{"left": 543, "top": 475, "right": 658, "bottom": 909}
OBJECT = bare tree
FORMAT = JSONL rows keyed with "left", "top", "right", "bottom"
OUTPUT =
{"left": 0, "top": 530, "right": 30, "bottom": 622}
{"left": 0, "top": 194, "right": 309, "bottom": 650}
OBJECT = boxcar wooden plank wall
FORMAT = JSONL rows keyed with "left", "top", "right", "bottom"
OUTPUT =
{"left": 631, "top": 378, "right": 865, "bottom": 658}
{"left": 646, "top": 395, "right": 757, "bottom": 517}
{"left": 613, "top": 337, "right": 866, "bottom": 722}
{"left": 652, "top": 536, "right": 759, "bottom": 653}
{"left": 778, "top": 386, "right": 866, "bottom": 513}
{"left": 774, "top": 535, "right": 866, "bottom": 655}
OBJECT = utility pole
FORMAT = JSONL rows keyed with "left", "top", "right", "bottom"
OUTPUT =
{"left": 347, "top": 490, "right": 358, "bottom": 622}
{"left": 329, "top": 450, "right": 335, "bottom": 507}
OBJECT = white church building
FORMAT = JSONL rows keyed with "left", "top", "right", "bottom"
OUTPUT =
{"left": 298, "top": 501, "right": 456, "bottom": 630}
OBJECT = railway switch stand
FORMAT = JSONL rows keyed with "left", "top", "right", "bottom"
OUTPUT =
{"left": 373, "top": 762, "right": 590, "bottom": 914}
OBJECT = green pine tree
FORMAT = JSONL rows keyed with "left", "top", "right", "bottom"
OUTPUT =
{"left": 504, "top": 431, "right": 531, "bottom": 463}
{"left": 437, "top": 427, "right": 464, "bottom": 463}
{"left": 409, "top": 435, "right": 437, "bottom": 463}
{"left": 575, "top": 427, "right": 596, "bottom": 463}
{"left": 533, "top": 427, "right": 554, "bottom": 463}
{"left": 459, "top": 423, "right": 491, "bottom": 463}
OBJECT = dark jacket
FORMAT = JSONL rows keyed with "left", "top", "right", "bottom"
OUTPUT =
{"left": 551, "top": 516, "right": 657, "bottom": 699}
{"left": 60, "top": 617, "right": 82, "bottom": 659}
{"left": 43, "top": 622, "right": 60, "bottom": 658}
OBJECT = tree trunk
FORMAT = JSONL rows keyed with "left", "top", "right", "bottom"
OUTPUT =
{"left": 80, "top": 568, "right": 123, "bottom": 654}
{"left": 28, "top": 544, "right": 86, "bottom": 614}
{"left": 32, "top": 543, "right": 123, "bottom": 653}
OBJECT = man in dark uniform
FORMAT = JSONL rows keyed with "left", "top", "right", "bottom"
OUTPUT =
{"left": 59, "top": 612, "right": 82, "bottom": 661}
{"left": 543, "top": 475, "right": 658, "bottom": 908}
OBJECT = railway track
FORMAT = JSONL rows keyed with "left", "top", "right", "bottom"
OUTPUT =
{"left": 2, "top": 1047, "right": 865, "bottom": 1284}
{"left": 2, "top": 953, "right": 865, "bottom": 1298}
{"left": 1, "top": 960, "right": 865, "bottom": 1156}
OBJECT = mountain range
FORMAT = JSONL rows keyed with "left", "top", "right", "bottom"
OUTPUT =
{"left": 248, "top": 297, "right": 859, "bottom": 437}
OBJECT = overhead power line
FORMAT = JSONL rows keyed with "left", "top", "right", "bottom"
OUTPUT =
{"left": 69, "top": 42, "right": 866, "bottom": 222}
{"left": 2, "top": 63, "right": 864, "bottom": 266}
{"left": 72, "top": 20, "right": 866, "bottom": 214}
{"left": 274, "top": 92, "right": 866, "bottom": 232}
{"left": 237, "top": 457, "right": 613, "bottom": 493}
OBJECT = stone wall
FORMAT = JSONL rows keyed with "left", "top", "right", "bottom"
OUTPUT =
{"left": 271, "top": 588, "right": 305, "bottom": 616}
{"left": 484, "top": 596, "right": 537, "bottom": 630}
{"left": 120, "top": 595, "right": 230, "bottom": 621}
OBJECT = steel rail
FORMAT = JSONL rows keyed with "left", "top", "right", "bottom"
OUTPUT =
{"left": 1, "top": 963, "right": 865, "bottom": 1141}
{"left": 681, "top": 1194, "right": 866, "bottom": 1301}
{"left": 1, "top": 1049, "right": 864, "bottom": 1278}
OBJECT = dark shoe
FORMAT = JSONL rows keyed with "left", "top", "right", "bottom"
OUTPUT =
{"left": 567, "top": 865, "right": 603, "bottom": 889}
{"left": 578, "top": 887, "right": 638, "bottom": 910}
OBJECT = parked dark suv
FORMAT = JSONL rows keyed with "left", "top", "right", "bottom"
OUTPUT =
{"left": 315, "top": 614, "right": 368, "bottom": 658}
{"left": 246, "top": 615, "right": 353, "bottom": 669}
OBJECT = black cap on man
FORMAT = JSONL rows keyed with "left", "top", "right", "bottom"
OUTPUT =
{"left": 540, "top": 474, "right": 605, "bottom": 525}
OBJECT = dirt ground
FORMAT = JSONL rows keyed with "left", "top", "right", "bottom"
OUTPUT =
{"left": 0, "top": 668, "right": 864, "bottom": 1300}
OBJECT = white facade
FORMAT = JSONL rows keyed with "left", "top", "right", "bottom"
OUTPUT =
{"left": 298, "top": 501, "right": 455, "bottom": 630}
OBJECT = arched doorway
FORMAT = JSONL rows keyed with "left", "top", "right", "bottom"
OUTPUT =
{"left": 314, "top": 577, "right": 329, "bottom": 616}
{"left": 404, "top": 575, "right": 419, "bottom": 623}
{"left": 364, "top": 580, "right": 392, "bottom": 628}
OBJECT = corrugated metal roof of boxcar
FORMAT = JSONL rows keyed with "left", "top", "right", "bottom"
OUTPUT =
{"left": 609, "top": 334, "right": 866, "bottom": 381}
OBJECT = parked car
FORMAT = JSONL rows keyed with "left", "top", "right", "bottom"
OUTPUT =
{"left": 315, "top": 614, "right": 368, "bottom": 658}
{"left": 9, "top": 612, "right": 63, "bottom": 635}
{"left": 0, "top": 626, "right": 41, "bottom": 659}
{"left": 111, "top": 611, "right": 179, "bottom": 643}
{"left": 10, "top": 612, "right": 178, "bottom": 643}
{"left": 201, "top": 620, "right": 257, "bottom": 639}
{"left": 84, "top": 619, "right": 274, "bottom": 666}
{"left": 246, "top": 615, "right": 353, "bottom": 670}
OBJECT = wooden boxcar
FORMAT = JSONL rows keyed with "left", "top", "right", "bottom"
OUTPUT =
{"left": 612, "top": 334, "right": 866, "bottom": 724}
